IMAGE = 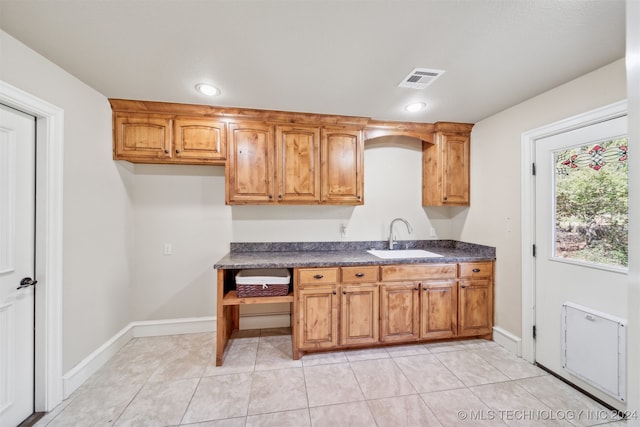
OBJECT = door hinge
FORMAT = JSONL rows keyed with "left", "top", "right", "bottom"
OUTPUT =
{"left": 532, "top": 244, "right": 536, "bottom": 257}
{"left": 532, "top": 162, "right": 536, "bottom": 176}
{"left": 532, "top": 325, "right": 537, "bottom": 339}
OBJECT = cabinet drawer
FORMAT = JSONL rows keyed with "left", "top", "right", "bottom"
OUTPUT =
{"left": 380, "top": 264, "right": 456, "bottom": 281}
{"left": 298, "top": 268, "right": 339, "bottom": 285}
{"left": 459, "top": 262, "right": 493, "bottom": 279}
{"left": 341, "top": 266, "right": 379, "bottom": 283}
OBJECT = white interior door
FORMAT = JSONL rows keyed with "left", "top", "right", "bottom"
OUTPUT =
{"left": 534, "top": 115, "right": 628, "bottom": 408}
{"left": 0, "top": 104, "right": 36, "bottom": 426}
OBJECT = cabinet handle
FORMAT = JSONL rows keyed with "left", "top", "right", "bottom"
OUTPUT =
{"left": 175, "top": 149, "right": 180, "bottom": 154}
{"left": 357, "top": 195, "right": 361, "bottom": 200}
{"left": 461, "top": 285, "right": 467, "bottom": 288}
{"left": 472, "top": 268, "right": 480, "bottom": 273}
{"left": 414, "top": 287, "right": 419, "bottom": 291}
{"left": 423, "top": 287, "right": 427, "bottom": 291}
{"left": 355, "top": 272, "right": 365, "bottom": 278}
{"left": 313, "top": 274, "right": 324, "bottom": 279}
{"left": 278, "top": 194, "right": 282, "bottom": 199}
{"left": 342, "top": 291, "right": 347, "bottom": 295}
{"left": 444, "top": 196, "right": 448, "bottom": 201}
{"left": 268, "top": 195, "right": 273, "bottom": 199}
{"left": 332, "top": 291, "right": 337, "bottom": 295}
{"left": 164, "top": 149, "right": 169, "bottom": 154}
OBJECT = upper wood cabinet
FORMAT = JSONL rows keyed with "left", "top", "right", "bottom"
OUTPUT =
{"left": 276, "top": 125, "right": 321, "bottom": 203}
{"left": 113, "top": 112, "right": 226, "bottom": 165}
{"left": 174, "top": 118, "right": 226, "bottom": 161}
{"left": 226, "top": 121, "right": 276, "bottom": 204}
{"left": 113, "top": 113, "right": 173, "bottom": 161}
{"left": 423, "top": 123, "right": 473, "bottom": 206}
{"left": 226, "top": 122, "right": 363, "bottom": 205}
{"left": 321, "top": 128, "right": 363, "bottom": 204}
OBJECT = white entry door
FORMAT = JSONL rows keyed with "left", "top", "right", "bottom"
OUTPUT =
{"left": 0, "top": 104, "right": 36, "bottom": 426}
{"left": 534, "top": 115, "right": 628, "bottom": 407}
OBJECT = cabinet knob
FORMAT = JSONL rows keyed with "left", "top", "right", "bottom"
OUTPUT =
{"left": 342, "top": 291, "right": 347, "bottom": 295}
{"left": 355, "top": 272, "right": 365, "bottom": 278}
{"left": 175, "top": 149, "right": 180, "bottom": 154}
{"left": 461, "top": 285, "right": 467, "bottom": 288}
{"left": 164, "top": 149, "right": 169, "bottom": 154}
{"left": 357, "top": 195, "right": 362, "bottom": 200}
{"left": 472, "top": 268, "right": 481, "bottom": 273}
{"left": 414, "top": 287, "right": 419, "bottom": 291}
{"left": 313, "top": 274, "right": 324, "bottom": 279}
{"left": 268, "top": 195, "right": 273, "bottom": 199}
{"left": 443, "top": 196, "right": 448, "bottom": 201}
{"left": 278, "top": 194, "right": 282, "bottom": 199}
{"left": 332, "top": 291, "right": 337, "bottom": 295}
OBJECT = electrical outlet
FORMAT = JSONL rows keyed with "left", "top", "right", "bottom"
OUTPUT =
{"left": 163, "top": 243, "right": 173, "bottom": 255}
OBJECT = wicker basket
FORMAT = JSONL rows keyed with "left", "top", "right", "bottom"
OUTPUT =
{"left": 235, "top": 269, "right": 290, "bottom": 298}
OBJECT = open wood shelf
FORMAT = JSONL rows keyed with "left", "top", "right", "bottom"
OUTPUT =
{"left": 222, "top": 290, "right": 294, "bottom": 306}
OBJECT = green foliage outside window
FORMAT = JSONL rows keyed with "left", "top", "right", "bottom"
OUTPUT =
{"left": 554, "top": 138, "right": 628, "bottom": 268}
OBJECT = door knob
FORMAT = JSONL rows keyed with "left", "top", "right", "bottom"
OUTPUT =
{"left": 17, "top": 277, "right": 37, "bottom": 290}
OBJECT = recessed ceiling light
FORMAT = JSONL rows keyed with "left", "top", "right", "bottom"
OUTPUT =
{"left": 195, "top": 83, "right": 220, "bottom": 96}
{"left": 405, "top": 102, "right": 426, "bottom": 112}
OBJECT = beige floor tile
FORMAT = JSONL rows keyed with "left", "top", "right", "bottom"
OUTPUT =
{"left": 386, "top": 343, "right": 432, "bottom": 357}
{"left": 516, "top": 376, "right": 620, "bottom": 426}
{"left": 204, "top": 341, "right": 258, "bottom": 376}
{"left": 182, "top": 373, "right": 253, "bottom": 423}
{"left": 308, "top": 401, "right": 377, "bottom": 427}
{"left": 301, "top": 350, "right": 348, "bottom": 366}
{"left": 369, "top": 394, "right": 442, "bottom": 426}
{"left": 245, "top": 408, "right": 311, "bottom": 427}
{"left": 114, "top": 378, "right": 198, "bottom": 426}
{"left": 470, "top": 381, "right": 572, "bottom": 426}
{"left": 350, "top": 358, "right": 416, "bottom": 399}
{"left": 424, "top": 340, "right": 469, "bottom": 354}
{"left": 254, "top": 337, "right": 302, "bottom": 371}
{"left": 394, "top": 354, "right": 465, "bottom": 393}
{"left": 474, "top": 346, "right": 546, "bottom": 380}
{"left": 344, "top": 347, "right": 390, "bottom": 362}
{"left": 180, "top": 418, "right": 246, "bottom": 427}
{"left": 464, "top": 339, "right": 499, "bottom": 350}
{"left": 435, "top": 350, "right": 510, "bottom": 386}
{"left": 148, "top": 338, "right": 214, "bottom": 382}
{"left": 304, "top": 362, "right": 364, "bottom": 407}
{"left": 247, "top": 368, "right": 308, "bottom": 415}
{"left": 421, "top": 387, "right": 506, "bottom": 426}
{"left": 45, "top": 383, "right": 140, "bottom": 426}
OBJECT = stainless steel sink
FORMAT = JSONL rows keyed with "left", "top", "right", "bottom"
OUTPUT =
{"left": 366, "top": 249, "right": 443, "bottom": 259}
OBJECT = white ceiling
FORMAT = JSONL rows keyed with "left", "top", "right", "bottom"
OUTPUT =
{"left": 0, "top": 0, "right": 625, "bottom": 124}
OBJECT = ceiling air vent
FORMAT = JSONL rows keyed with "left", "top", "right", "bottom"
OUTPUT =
{"left": 398, "top": 68, "right": 445, "bottom": 89}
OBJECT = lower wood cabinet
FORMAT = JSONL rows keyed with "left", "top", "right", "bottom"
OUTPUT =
{"left": 294, "top": 261, "right": 493, "bottom": 358}
{"left": 379, "top": 283, "right": 420, "bottom": 343}
{"left": 421, "top": 280, "right": 458, "bottom": 339}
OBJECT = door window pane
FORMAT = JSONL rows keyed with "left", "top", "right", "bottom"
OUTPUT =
{"left": 554, "top": 138, "right": 628, "bottom": 268}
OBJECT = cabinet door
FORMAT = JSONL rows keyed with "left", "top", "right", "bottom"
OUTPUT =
{"left": 275, "top": 125, "right": 320, "bottom": 203}
{"left": 298, "top": 286, "right": 339, "bottom": 350}
{"left": 174, "top": 118, "right": 226, "bottom": 162}
{"left": 226, "top": 121, "right": 275, "bottom": 204}
{"left": 321, "top": 128, "right": 363, "bottom": 204}
{"left": 379, "top": 283, "right": 420, "bottom": 343}
{"left": 114, "top": 113, "right": 172, "bottom": 161}
{"left": 420, "top": 280, "right": 458, "bottom": 339}
{"left": 458, "top": 278, "right": 492, "bottom": 336}
{"left": 442, "top": 133, "right": 470, "bottom": 205}
{"left": 340, "top": 284, "right": 379, "bottom": 346}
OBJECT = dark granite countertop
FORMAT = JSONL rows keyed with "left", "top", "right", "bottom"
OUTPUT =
{"left": 213, "top": 240, "right": 495, "bottom": 269}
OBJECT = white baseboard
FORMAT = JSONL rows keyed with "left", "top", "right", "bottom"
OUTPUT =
{"left": 240, "top": 313, "right": 291, "bottom": 330}
{"left": 493, "top": 326, "right": 522, "bottom": 357}
{"left": 62, "top": 316, "right": 216, "bottom": 399}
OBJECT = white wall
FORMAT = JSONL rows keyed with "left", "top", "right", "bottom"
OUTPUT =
{"left": 0, "top": 30, "right": 134, "bottom": 372}
{"left": 461, "top": 58, "right": 626, "bottom": 337}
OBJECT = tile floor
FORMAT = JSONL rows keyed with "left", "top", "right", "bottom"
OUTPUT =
{"left": 35, "top": 328, "right": 627, "bottom": 426}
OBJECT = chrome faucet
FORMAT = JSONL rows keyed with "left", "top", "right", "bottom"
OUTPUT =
{"left": 388, "top": 218, "right": 413, "bottom": 250}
